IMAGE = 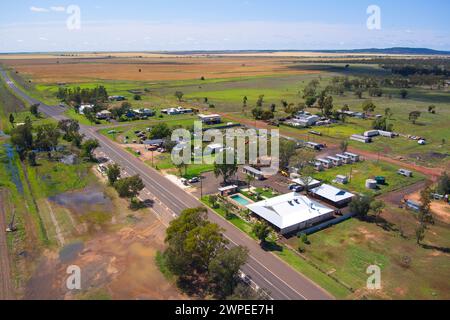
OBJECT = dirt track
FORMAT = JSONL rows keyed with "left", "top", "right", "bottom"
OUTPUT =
{"left": 0, "top": 189, "right": 15, "bottom": 300}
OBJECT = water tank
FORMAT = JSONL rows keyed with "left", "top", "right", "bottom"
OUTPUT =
{"left": 366, "top": 179, "right": 378, "bottom": 190}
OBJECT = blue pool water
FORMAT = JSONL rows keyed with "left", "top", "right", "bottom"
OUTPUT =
{"left": 231, "top": 194, "right": 251, "bottom": 206}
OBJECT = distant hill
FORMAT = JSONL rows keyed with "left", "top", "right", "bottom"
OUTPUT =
{"left": 316, "top": 47, "right": 450, "bottom": 55}
{"left": 170, "top": 47, "right": 450, "bottom": 56}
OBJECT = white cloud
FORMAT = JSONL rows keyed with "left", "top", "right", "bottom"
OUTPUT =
{"left": 30, "top": 6, "right": 49, "bottom": 13}
{"left": 50, "top": 6, "right": 66, "bottom": 12}
{"left": 39, "top": 37, "right": 48, "bottom": 41}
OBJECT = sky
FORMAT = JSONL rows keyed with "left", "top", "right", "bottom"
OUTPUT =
{"left": 0, "top": 0, "right": 449, "bottom": 52}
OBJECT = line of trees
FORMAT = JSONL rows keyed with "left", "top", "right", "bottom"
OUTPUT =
{"left": 57, "top": 86, "right": 109, "bottom": 105}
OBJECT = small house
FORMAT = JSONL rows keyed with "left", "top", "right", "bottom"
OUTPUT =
{"left": 379, "top": 130, "right": 395, "bottom": 138}
{"left": 243, "top": 166, "right": 265, "bottom": 181}
{"left": 314, "top": 161, "right": 324, "bottom": 171}
{"left": 326, "top": 156, "right": 343, "bottom": 167}
{"left": 350, "top": 134, "right": 372, "bottom": 143}
{"left": 198, "top": 114, "right": 222, "bottom": 125}
{"left": 336, "top": 154, "right": 351, "bottom": 164}
{"left": 364, "top": 130, "right": 380, "bottom": 138}
{"left": 317, "top": 158, "right": 333, "bottom": 169}
{"left": 335, "top": 175, "right": 349, "bottom": 185}
{"left": 96, "top": 110, "right": 112, "bottom": 120}
{"left": 344, "top": 152, "right": 360, "bottom": 162}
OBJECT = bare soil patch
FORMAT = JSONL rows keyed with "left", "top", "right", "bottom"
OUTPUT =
{"left": 24, "top": 218, "right": 184, "bottom": 300}
{"left": 408, "top": 192, "right": 450, "bottom": 224}
{"left": 1, "top": 56, "right": 320, "bottom": 83}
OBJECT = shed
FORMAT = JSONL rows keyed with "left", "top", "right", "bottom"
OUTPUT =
{"left": 243, "top": 166, "right": 265, "bottom": 180}
{"left": 335, "top": 175, "right": 349, "bottom": 185}
{"left": 310, "top": 184, "right": 355, "bottom": 208}
{"left": 218, "top": 185, "right": 239, "bottom": 196}
{"left": 344, "top": 152, "right": 360, "bottom": 162}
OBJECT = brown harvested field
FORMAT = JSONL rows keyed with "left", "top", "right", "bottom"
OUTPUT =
{"left": 1, "top": 56, "right": 321, "bottom": 83}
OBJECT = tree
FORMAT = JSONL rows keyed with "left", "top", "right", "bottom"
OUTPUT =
{"left": 436, "top": 172, "right": 450, "bottom": 195}
{"left": 354, "top": 89, "right": 364, "bottom": 99}
{"left": 415, "top": 223, "right": 426, "bottom": 245}
{"left": 260, "top": 110, "right": 274, "bottom": 121}
{"left": 321, "top": 95, "right": 334, "bottom": 117}
{"left": 10, "top": 116, "right": 33, "bottom": 160}
{"left": 349, "top": 196, "right": 372, "bottom": 220}
{"left": 242, "top": 96, "right": 248, "bottom": 108}
{"left": 370, "top": 200, "right": 385, "bottom": 222}
{"left": 30, "top": 103, "right": 40, "bottom": 117}
{"left": 279, "top": 139, "right": 297, "bottom": 170}
{"left": 362, "top": 100, "right": 377, "bottom": 114}
{"left": 114, "top": 175, "right": 145, "bottom": 203}
{"left": 149, "top": 123, "right": 171, "bottom": 139}
{"left": 384, "top": 107, "right": 393, "bottom": 119}
{"left": 256, "top": 95, "right": 264, "bottom": 107}
{"left": 428, "top": 105, "right": 436, "bottom": 114}
{"left": 134, "top": 94, "right": 142, "bottom": 101}
{"left": 400, "top": 89, "right": 408, "bottom": 99}
{"left": 289, "top": 149, "right": 316, "bottom": 194}
{"left": 372, "top": 117, "right": 393, "bottom": 131}
{"left": 9, "top": 114, "right": 15, "bottom": 128}
{"left": 408, "top": 111, "right": 421, "bottom": 124}
{"left": 214, "top": 161, "right": 238, "bottom": 184}
{"left": 28, "top": 151, "right": 37, "bottom": 166}
{"left": 175, "top": 91, "right": 184, "bottom": 102}
{"left": 81, "top": 138, "right": 100, "bottom": 161}
{"left": 208, "top": 246, "right": 249, "bottom": 299}
{"left": 106, "top": 163, "right": 121, "bottom": 186}
{"left": 252, "top": 221, "right": 271, "bottom": 245}
{"left": 304, "top": 96, "right": 317, "bottom": 108}
{"left": 419, "top": 185, "right": 434, "bottom": 225}
{"left": 71, "top": 132, "right": 85, "bottom": 149}
{"left": 340, "top": 140, "right": 349, "bottom": 153}
{"left": 163, "top": 207, "right": 229, "bottom": 289}
{"left": 58, "top": 119, "right": 80, "bottom": 142}
{"left": 35, "top": 124, "right": 61, "bottom": 159}
{"left": 245, "top": 173, "right": 255, "bottom": 189}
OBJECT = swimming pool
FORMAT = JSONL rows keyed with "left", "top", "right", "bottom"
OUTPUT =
{"left": 230, "top": 194, "right": 251, "bottom": 206}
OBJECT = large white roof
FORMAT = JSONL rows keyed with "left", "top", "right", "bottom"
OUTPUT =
{"left": 311, "top": 184, "right": 355, "bottom": 203}
{"left": 291, "top": 177, "right": 321, "bottom": 187}
{"left": 247, "top": 193, "right": 334, "bottom": 230}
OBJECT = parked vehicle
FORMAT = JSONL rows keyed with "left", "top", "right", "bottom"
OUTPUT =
{"left": 189, "top": 177, "right": 200, "bottom": 184}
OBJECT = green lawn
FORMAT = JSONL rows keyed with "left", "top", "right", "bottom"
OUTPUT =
{"left": 313, "top": 160, "right": 425, "bottom": 196}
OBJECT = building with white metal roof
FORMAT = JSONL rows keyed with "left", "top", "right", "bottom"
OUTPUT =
{"left": 310, "top": 184, "right": 355, "bottom": 207}
{"left": 247, "top": 193, "right": 335, "bottom": 235}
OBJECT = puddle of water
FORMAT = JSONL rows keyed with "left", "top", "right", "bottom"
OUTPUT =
{"left": 59, "top": 241, "right": 84, "bottom": 264}
{"left": 49, "top": 185, "right": 113, "bottom": 216}
{"left": 3, "top": 144, "right": 24, "bottom": 194}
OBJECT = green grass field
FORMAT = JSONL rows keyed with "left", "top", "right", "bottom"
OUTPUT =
{"left": 9, "top": 61, "right": 448, "bottom": 168}
{"left": 313, "top": 160, "right": 425, "bottom": 196}
{"left": 286, "top": 208, "right": 450, "bottom": 300}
